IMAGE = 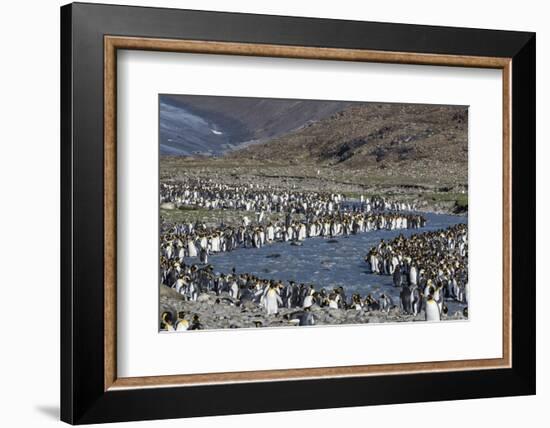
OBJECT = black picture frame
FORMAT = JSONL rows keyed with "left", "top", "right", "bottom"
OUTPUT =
{"left": 61, "top": 2, "right": 535, "bottom": 424}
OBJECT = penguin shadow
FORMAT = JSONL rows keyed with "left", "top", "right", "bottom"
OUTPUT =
{"left": 35, "top": 405, "right": 59, "bottom": 420}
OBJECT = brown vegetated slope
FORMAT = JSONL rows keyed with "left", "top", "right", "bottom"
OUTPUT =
{"left": 228, "top": 103, "right": 468, "bottom": 171}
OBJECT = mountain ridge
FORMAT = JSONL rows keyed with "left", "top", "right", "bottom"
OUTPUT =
{"left": 160, "top": 95, "right": 352, "bottom": 155}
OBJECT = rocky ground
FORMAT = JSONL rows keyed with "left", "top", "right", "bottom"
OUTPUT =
{"left": 160, "top": 286, "right": 467, "bottom": 331}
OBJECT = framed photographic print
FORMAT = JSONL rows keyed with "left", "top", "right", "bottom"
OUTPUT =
{"left": 60, "top": 2, "right": 536, "bottom": 424}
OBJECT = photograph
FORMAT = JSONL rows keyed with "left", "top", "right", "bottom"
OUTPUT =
{"left": 158, "top": 95, "right": 469, "bottom": 331}
{"left": 52, "top": 1, "right": 536, "bottom": 424}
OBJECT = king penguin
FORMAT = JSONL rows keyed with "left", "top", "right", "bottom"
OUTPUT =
{"left": 425, "top": 297, "right": 441, "bottom": 321}
{"left": 175, "top": 311, "right": 189, "bottom": 331}
{"left": 411, "top": 286, "right": 422, "bottom": 316}
{"left": 264, "top": 283, "right": 283, "bottom": 315}
{"left": 400, "top": 285, "right": 412, "bottom": 314}
{"left": 160, "top": 311, "right": 175, "bottom": 332}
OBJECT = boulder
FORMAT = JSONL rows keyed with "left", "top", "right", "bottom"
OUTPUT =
{"left": 160, "top": 202, "right": 176, "bottom": 210}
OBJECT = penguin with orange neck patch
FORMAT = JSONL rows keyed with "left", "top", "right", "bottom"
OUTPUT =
{"left": 264, "top": 282, "right": 283, "bottom": 315}
{"left": 425, "top": 295, "right": 441, "bottom": 321}
{"left": 175, "top": 311, "right": 189, "bottom": 331}
{"left": 160, "top": 311, "right": 175, "bottom": 332}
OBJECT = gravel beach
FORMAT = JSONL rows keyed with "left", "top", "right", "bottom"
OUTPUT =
{"left": 160, "top": 286, "right": 467, "bottom": 330}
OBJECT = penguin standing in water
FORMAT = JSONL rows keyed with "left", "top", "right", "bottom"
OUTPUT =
{"left": 298, "top": 223, "right": 307, "bottom": 241}
{"left": 366, "top": 249, "right": 379, "bottom": 274}
{"left": 425, "top": 296, "right": 441, "bottom": 321}
{"left": 199, "top": 246, "right": 209, "bottom": 264}
{"left": 187, "top": 236, "right": 197, "bottom": 257}
{"left": 264, "top": 282, "right": 283, "bottom": 315}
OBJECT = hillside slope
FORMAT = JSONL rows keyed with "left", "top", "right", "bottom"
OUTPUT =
{"left": 228, "top": 103, "right": 468, "bottom": 172}
{"left": 160, "top": 95, "right": 352, "bottom": 155}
